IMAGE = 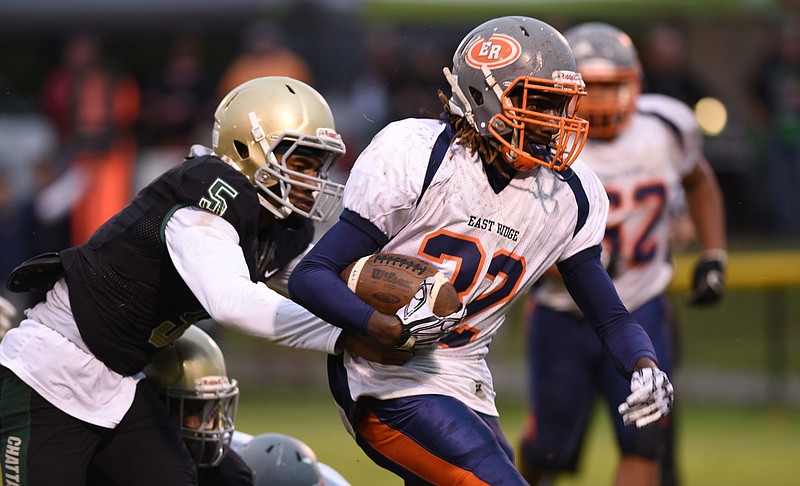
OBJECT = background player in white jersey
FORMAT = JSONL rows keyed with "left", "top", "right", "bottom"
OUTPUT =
{"left": 288, "top": 16, "right": 674, "bottom": 485}
{"left": 518, "top": 23, "right": 727, "bottom": 486}
{"left": 0, "top": 76, "right": 410, "bottom": 485}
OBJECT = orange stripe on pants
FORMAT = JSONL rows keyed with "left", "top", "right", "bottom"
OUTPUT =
{"left": 358, "top": 408, "right": 490, "bottom": 486}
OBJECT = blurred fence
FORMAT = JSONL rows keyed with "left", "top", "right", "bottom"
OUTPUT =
{"left": 669, "top": 250, "right": 800, "bottom": 406}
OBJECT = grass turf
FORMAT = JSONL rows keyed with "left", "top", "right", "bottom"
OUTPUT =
{"left": 235, "top": 391, "right": 800, "bottom": 486}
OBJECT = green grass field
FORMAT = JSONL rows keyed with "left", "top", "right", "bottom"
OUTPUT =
{"left": 235, "top": 391, "right": 800, "bottom": 486}
{"left": 226, "top": 284, "right": 800, "bottom": 485}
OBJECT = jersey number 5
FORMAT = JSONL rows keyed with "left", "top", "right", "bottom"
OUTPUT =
{"left": 199, "top": 178, "right": 239, "bottom": 217}
{"left": 149, "top": 310, "right": 209, "bottom": 348}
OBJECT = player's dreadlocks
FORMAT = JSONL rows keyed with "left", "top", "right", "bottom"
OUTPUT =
{"left": 437, "top": 90, "right": 502, "bottom": 167}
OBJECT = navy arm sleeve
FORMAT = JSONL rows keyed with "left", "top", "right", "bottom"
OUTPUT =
{"left": 288, "top": 209, "right": 389, "bottom": 335}
{"left": 557, "top": 245, "right": 658, "bottom": 377}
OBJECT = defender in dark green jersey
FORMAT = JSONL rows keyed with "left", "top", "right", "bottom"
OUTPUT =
{"left": 0, "top": 77, "right": 408, "bottom": 485}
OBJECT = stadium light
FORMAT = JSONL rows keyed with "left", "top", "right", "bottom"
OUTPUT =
{"left": 694, "top": 96, "right": 727, "bottom": 136}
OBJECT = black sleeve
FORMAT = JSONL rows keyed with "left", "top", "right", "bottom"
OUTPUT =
{"left": 197, "top": 449, "right": 255, "bottom": 486}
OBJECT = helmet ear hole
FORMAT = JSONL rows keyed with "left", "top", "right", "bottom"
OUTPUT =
{"left": 469, "top": 86, "right": 484, "bottom": 106}
{"left": 234, "top": 140, "right": 249, "bottom": 159}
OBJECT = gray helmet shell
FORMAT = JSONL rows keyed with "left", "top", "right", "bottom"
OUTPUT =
{"left": 239, "top": 433, "right": 323, "bottom": 486}
{"left": 448, "top": 16, "right": 579, "bottom": 136}
{"left": 564, "top": 22, "right": 641, "bottom": 80}
{"left": 564, "top": 22, "right": 642, "bottom": 139}
{"left": 444, "top": 16, "right": 589, "bottom": 171}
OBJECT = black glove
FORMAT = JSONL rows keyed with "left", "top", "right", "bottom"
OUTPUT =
{"left": 689, "top": 252, "right": 726, "bottom": 305}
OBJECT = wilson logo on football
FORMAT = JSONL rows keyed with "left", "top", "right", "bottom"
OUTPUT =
{"left": 465, "top": 34, "right": 521, "bottom": 69}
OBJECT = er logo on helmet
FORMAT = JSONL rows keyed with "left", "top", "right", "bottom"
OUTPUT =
{"left": 465, "top": 34, "right": 522, "bottom": 69}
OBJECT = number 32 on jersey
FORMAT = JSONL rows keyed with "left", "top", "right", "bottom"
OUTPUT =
{"left": 419, "top": 229, "right": 525, "bottom": 347}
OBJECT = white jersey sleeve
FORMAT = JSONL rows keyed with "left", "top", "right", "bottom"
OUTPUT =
{"left": 166, "top": 207, "right": 341, "bottom": 354}
{"left": 230, "top": 430, "right": 254, "bottom": 452}
{"left": 318, "top": 462, "right": 353, "bottom": 486}
{"left": 636, "top": 93, "right": 703, "bottom": 177}
{"left": 343, "top": 118, "right": 443, "bottom": 238}
{"left": 0, "top": 280, "right": 143, "bottom": 428}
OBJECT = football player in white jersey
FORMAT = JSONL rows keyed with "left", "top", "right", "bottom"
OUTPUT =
{"left": 518, "top": 23, "right": 726, "bottom": 486}
{"left": 0, "top": 77, "right": 410, "bottom": 485}
{"left": 289, "top": 16, "right": 674, "bottom": 485}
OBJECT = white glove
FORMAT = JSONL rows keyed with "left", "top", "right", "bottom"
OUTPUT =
{"left": 618, "top": 367, "right": 674, "bottom": 428}
{"left": 394, "top": 275, "right": 466, "bottom": 350}
{"left": 0, "top": 296, "right": 19, "bottom": 340}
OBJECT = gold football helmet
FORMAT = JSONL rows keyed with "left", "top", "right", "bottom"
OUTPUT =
{"left": 144, "top": 326, "right": 239, "bottom": 468}
{"left": 212, "top": 76, "right": 346, "bottom": 222}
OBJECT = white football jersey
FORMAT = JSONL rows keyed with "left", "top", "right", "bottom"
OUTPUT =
{"left": 340, "top": 118, "right": 609, "bottom": 416}
{"left": 534, "top": 93, "right": 702, "bottom": 313}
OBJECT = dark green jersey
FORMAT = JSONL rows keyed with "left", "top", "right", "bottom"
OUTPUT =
{"left": 60, "top": 155, "right": 260, "bottom": 375}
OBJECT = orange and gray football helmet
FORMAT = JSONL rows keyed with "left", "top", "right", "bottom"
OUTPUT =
{"left": 144, "top": 326, "right": 239, "bottom": 468}
{"left": 212, "top": 76, "right": 346, "bottom": 223}
{"left": 564, "top": 22, "right": 642, "bottom": 140}
{"left": 444, "top": 16, "right": 589, "bottom": 171}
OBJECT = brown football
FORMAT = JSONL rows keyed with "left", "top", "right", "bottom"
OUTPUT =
{"left": 340, "top": 253, "right": 461, "bottom": 316}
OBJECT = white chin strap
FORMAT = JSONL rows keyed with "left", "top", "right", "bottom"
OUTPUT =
{"left": 480, "top": 65, "right": 506, "bottom": 102}
{"left": 443, "top": 67, "right": 477, "bottom": 131}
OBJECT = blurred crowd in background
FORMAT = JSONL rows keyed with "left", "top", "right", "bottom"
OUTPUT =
{"left": 1, "top": 1, "right": 800, "bottom": 313}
